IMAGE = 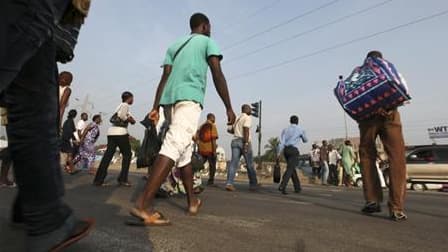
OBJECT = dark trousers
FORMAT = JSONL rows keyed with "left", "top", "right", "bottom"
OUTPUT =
{"left": 312, "top": 167, "right": 319, "bottom": 178}
{"left": 0, "top": 148, "right": 12, "bottom": 179}
{"left": 279, "top": 146, "right": 301, "bottom": 192}
{"left": 202, "top": 155, "right": 217, "bottom": 183}
{"left": 359, "top": 110, "right": 407, "bottom": 212}
{"left": 94, "top": 135, "right": 132, "bottom": 184}
{"left": 329, "top": 164, "right": 338, "bottom": 185}
{"left": 0, "top": 0, "right": 72, "bottom": 236}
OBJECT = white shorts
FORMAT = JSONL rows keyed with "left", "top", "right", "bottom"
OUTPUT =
{"left": 159, "top": 101, "right": 202, "bottom": 167}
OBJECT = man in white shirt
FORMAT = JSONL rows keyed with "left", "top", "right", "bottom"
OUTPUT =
{"left": 310, "top": 144, "right": 321, "bottom": 179}
{"left": 225, "top": 104, "right": 258, "bottom": 191}
{"left": 75, "top": 112, "right": 88, "bottom": 141}
{"left": 328, "top": 144, "right": 341, "bottom": 186}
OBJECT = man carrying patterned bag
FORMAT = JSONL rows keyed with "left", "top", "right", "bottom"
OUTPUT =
{"left": 357, "top": 51, "right": 408, "bottom": 221}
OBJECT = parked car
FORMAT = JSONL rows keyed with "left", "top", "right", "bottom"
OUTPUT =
{"left": 383, "top": 145, "right": 448, "bottom": 191}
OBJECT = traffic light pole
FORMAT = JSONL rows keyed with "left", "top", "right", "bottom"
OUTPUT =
{"left": 250, "top": 100, "right": 263, "bottom": 170}
{"left": 257, "top": 100, "right": 262, "bottom": 170}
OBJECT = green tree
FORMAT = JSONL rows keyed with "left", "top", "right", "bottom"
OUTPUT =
{"left": 263, "top": 137, "right": 280, "bottom": 162}
{"left": 129, "top": 135, "right": 141, "bottom": 154}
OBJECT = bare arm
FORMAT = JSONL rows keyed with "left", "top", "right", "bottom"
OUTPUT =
{"left": 59, "top": 88, "right": 71, "bottom": 121}
{"left": 77, "top": 129, "right": 83, "bottom": 139}
{"left": 80, "top": 125, "right": 92, "bottom": 142}
{"left": 152, "top": 65, "right": 172, "bottom": 111}
{"left": 243, "top": 127, "right": 250, "bottom": 144}
{"left": 208, "top": 56, "right": 235, "bottom": 124}
{"left": 148, "top": 65, "right": 172, "bottom": 123}
{"left": 212, "top": 139, "right": 217, "bottom": 154}
{"left": 243, "top": 127, "right": 250, "bottom": 153}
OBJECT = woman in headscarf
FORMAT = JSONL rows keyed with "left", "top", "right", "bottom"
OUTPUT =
{"left": 74, "top": 114, "right": 102, "bottom": 174}
{"left": 341, "top": 140, "right": 356, "bottom": 186}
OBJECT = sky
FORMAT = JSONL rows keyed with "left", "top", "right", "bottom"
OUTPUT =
{"left": 60, "top": 0, "right": 448, "bottom": 156}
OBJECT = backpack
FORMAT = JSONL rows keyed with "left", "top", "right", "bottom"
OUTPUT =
{"left": 334, "top": 57, "right": 411, "bottom": 121}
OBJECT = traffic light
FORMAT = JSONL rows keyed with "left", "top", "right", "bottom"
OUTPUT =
{"left": 251, "top": 102, "right": 260, "bottom": 118}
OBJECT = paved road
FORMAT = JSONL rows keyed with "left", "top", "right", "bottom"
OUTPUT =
{"left": 0, "top": 172, "right": 447, "bottom": 252}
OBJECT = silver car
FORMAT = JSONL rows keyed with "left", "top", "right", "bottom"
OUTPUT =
{"left": 377, "top": 145, "right": 448, "bottom": 191}
{"left": 405, "top": 145, "right": 448, "bottom": 190}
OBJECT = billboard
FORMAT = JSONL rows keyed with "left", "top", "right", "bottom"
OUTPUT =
{"left": 428, "top": 126, "right": 448, "bottom": 139}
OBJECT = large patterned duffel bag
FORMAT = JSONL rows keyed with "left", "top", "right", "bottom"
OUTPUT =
{"left": 334, "top": 57, "right": 411, "bottom": 121}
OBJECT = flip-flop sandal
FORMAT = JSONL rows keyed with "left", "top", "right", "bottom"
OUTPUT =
{"left": 188, "top": 199, "right": 202, "bottom": 216}
{"left": 50, "top": 218, "right": 95, "bottom": 252}
{"left": 127, "top": 208, "right": 171, "bottom": 226}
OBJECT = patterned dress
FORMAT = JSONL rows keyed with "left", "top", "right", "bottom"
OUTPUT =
{"left": 74, "top": 122, "right": 99, "bottom": 168}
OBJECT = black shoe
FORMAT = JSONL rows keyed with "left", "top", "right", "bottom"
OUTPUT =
{"left": 361, "top": 202, "right": 381, "bottom": 214}
{"left": 207, "top": 180, "right": 214, "bottom": 186}
{"left": 294, "top": 189, "right": 302, "bottom": 193}
{"left": 93, "top": 182, "right": 109, "bottom": 187}
{"left": 118, "top": 181, "right": 132, "bottom": 187}
{"left": 390, "top": 211, "right": 408, "bottom": 222}
{"left": 277, "top": 186, "right": 287, "bottom": 194}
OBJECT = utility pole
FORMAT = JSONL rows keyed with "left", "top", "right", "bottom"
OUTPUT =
{"left": 258, "top": 101, "right": 262, "bottom": 170}
{"left": 339, "top": 75, "right": 349, "bottom": 140}
{"left": 343, "top": 110, "right": 348, "bottom": 140}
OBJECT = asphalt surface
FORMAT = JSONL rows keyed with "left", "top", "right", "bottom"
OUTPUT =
{"left": 0, "top": 171, "right": 447, "bottom": 252}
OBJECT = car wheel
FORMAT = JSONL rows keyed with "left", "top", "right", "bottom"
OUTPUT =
{"left": 355, "top": 178, "right": 363, "bottom": 187}
{"left": 411, "top": 183, "right": 427, "bottom": 191}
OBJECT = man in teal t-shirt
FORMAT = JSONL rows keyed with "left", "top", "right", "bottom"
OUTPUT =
{"left": 160, "top": 33, "right": 222, "bottom": 106}
{"left": 131, "top": 13, "right": 236, "bottom": 226}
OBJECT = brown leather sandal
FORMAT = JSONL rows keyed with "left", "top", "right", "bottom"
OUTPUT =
{"left": 127, "top": 208, "right": 171, "bottom": 226}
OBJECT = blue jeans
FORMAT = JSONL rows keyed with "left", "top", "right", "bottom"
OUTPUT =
{"left": 1, "top": 0, "right": 73, "bottom": 236}
{"left": 226, "top": 138, "right": 258, "bottom": 186}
